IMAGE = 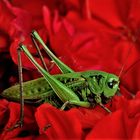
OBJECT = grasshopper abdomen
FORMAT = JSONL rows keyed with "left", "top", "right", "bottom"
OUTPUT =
{"left": 1, "top": 72, "right": 86, "bottom": 106}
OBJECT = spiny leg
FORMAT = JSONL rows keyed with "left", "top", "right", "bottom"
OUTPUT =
{"left": 60, "top": 101, "right": 70, "bottom": 110}
{"left": 95, "top": 95, "right": 111, "bottom": 113}
{"left": 8, "top": 47, "right": 24, "bottom": 130}
{"left": 62, "top": 98, "right": 112, "bottom": 113}
{"left": 17, "top": 47, "right": 24, "bottom": 127}
{"left": 99, "top": 103, "right": 111, "bottom": 113}
{"left": 60, "top": 100, "right": 90, "bottom": 110}
{"left": 30, "top": 33, "right": 49, "bottom": 71}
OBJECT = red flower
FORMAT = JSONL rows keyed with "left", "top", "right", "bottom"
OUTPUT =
{"left": 1, "top": 0, "right": 140, "bottom": 139}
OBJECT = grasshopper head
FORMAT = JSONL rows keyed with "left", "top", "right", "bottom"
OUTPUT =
{"left": 103, "top": 73, "right": 120, "bottom": 98}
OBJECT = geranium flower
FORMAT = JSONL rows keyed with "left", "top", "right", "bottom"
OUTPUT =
{"left": 0, "top": 0, "right": 140, "bottom": 139}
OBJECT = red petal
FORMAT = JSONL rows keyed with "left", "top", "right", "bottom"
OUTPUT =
{"left": 78, "top": 106, "right": 108, "bottom": 129}
{"left": 121, "top": 59, "right": 140, "bottom": 94}
{"left": 0, "top": 102, "right": 37, "bottom": 140}
{"left": 35, "top": 103, "right": 82, "bottom": 139}
{"left": 0, "top": 0, "right": 15, "bottom": 33}
{"left": 10, "top": 0, "right": 58, "bottom": 17}
{"left": 86, "top": 110, "right": 126, "bottom": 139}
{"left": 86, "top": 92, "right": 140, "bottom": 139}
{"left": 10, "top": 38, "right": 51, "bottom": 71}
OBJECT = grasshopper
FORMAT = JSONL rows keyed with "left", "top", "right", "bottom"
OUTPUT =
{"left": 1, "top": 30, "right": 120, "bottom": 129}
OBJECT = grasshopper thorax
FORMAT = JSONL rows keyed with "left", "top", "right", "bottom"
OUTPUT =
{"left": 81, "top": 71, "right": 120, "bottom": 104}
{"left": 103, "top": 73, "right": 119, "bottom": 98}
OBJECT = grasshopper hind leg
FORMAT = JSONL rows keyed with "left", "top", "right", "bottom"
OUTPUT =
{"left": 30, "top": 32, "right": 52, "bottom": 72}
{"left": 7, "top": 47, "right": 24, "bottom": 130}
{"left": 31, "top": 30, "right": 74, "bottom": 74}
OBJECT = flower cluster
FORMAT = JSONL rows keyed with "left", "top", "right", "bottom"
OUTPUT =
{"left": 0, "top": 0, "right": 140, "bottom": 139}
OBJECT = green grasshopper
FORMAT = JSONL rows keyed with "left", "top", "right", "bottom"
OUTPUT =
{"left": 1, "top": 30, "right": 120, "bottom": 129}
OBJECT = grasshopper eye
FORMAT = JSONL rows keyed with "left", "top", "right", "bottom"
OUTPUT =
{"left": 107, "top": 82, "right": 113, "bottom": 88}
{"left": 107, "top": 80, "right": 118, "bottom": 89}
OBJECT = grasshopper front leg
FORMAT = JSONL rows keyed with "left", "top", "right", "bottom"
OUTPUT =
{"left": 61, "top": 100, "right": 90, "bottom": 110}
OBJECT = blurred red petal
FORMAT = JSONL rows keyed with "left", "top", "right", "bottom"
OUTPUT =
{"left": 10, "top": 135, "right": 34, "bottom": 140}
{"left": 10, "top": 0, "right": 59, "bottom": 16}
{"left": 0, "top": 30, "right": 10, "bottom": 51}
{"left": 89, "top": 0, "right": 128, "bottom": 28}
{"left": 10, "top": 134, "right": 48, "bottom": 140}
{"left": 132, "top": 120, "right": 140, "bottom": 139}
{"left": 121, "top": 59, "right": 140, "bottom": 94}
{"left": 0, "top": 0, "right": 13, "bottom": 52}
{"left": 0, "top": 0, "right": 15, "bottom": 33}
{"left": 129, "top": 0, "right": 140, "bottom": 28}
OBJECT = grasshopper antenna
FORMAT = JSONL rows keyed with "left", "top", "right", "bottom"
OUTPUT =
{"left": 117, "top": 41, "right": 136, "bottom": 98}
{"left": 30, "top": 32, "right": 49, "bottom": 71}
{"left": 118, "top": 43, "right": 134, "bottom": 79}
